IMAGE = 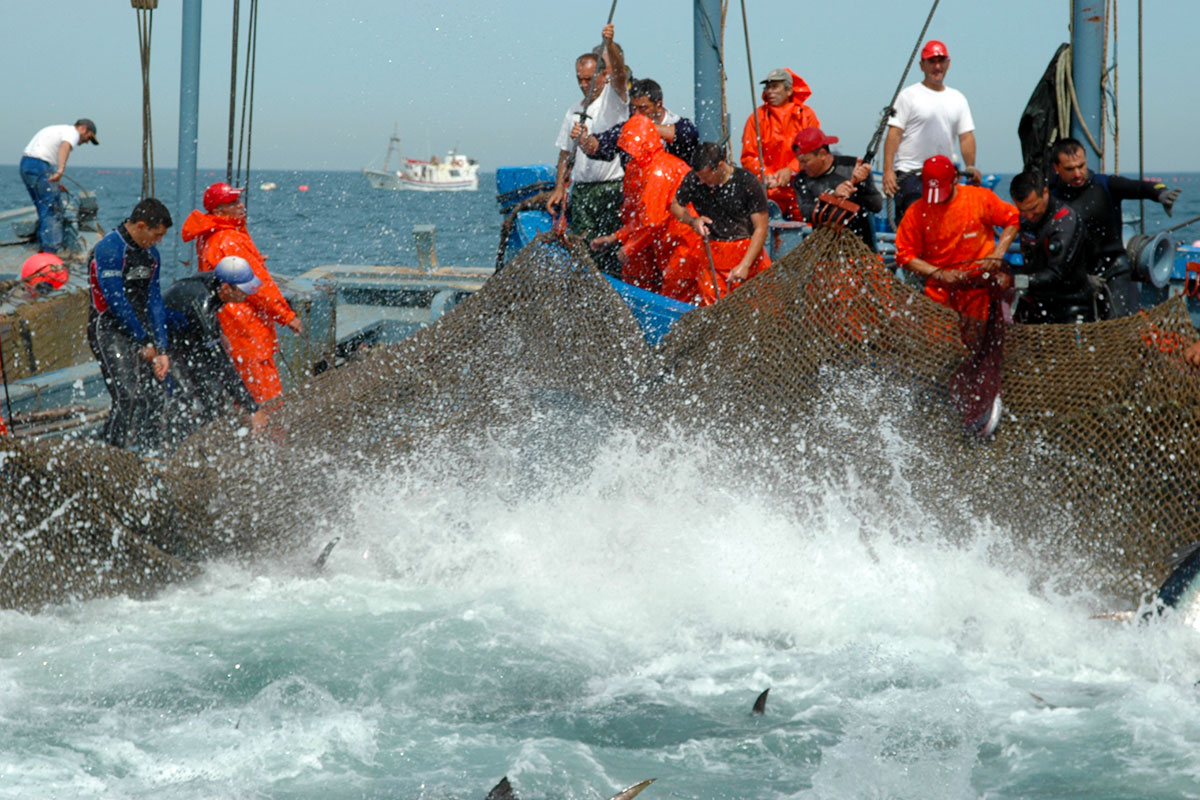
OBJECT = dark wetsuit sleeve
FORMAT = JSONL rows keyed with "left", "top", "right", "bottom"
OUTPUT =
{"left": 854, "top": 170, "right": 884, "bottom": 214}
{"left": 1024, "top": 209, "right": 1085, "bottom": 290}
{"left": 672, "top": 118, "right": 699, "bottom": 164}
{"left": 590, "top": 125, "right": 621, "bottom": 163}
{"left": 94, "top": 239, "right": 152, "bottom": 344}
{"left": 1106, "top": 174, "right": 1165, "bottom": 203}
{"left": 791, "top": 175, "right": 818, "bottom": 221}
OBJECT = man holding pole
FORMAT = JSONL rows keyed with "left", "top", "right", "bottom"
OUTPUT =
{"left": 546, "top": 23, "right": 629, "bottom": 276}
{"left": 671, "top": 142, "right": 771, "bottom": 305}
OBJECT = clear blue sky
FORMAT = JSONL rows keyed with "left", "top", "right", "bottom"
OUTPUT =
{"left": 2, "top": 1, "right": 1196, "bottom": 174}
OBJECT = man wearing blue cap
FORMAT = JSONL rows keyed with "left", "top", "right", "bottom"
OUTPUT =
{"left": 163, "top": 255, "right": 266, "bottom": 442}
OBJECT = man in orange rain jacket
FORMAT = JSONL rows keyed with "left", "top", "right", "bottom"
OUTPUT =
{"left": 180, "top": 182, "right": 302, "bottom": 403}
{"left": 671, "top": 142, "right": 771, "bottom": 306}
{"left": 740, "top": 68, "right": 820, "bottom": 221}
{"left": 895, "top": 155, "right": 1019, "bottom": 322}
{"left": 589, "top": 114, "right": 699, "bottom": 299}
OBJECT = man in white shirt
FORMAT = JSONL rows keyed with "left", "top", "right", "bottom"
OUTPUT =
{"left": 545, "top": 24, "right": 628, "bottom": 275}
{"left": 882, "top": 41, "right": 978, "bottom": 223}
{"left": 19, "top": 119, "right": 99, "bottom": 256}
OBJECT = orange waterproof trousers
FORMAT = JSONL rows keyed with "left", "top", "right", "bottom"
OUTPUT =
{"left": 682, "top": 238, "right": 772, "bottom": 306}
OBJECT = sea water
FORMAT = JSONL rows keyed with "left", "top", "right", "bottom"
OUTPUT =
{"left": 3, "top": 168, "right": 1200, "bottom": 798}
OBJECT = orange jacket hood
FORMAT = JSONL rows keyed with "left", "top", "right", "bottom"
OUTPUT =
{"left": 618, "top": 114, "right": 665, "bottom": 166}
{"left": 181, "top": 209, "right": 246, "bottom": 243}
{"left": 760, "top": 68, "right": 813, "bottom": 107}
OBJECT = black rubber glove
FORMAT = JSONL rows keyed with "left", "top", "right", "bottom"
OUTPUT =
{"left": 1157, "top": 186, "right": 1181, "bottom": 216}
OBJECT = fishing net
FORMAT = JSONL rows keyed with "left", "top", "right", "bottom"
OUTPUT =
{"left": 3, "top": 228, "right": 1200, "bottom": 610}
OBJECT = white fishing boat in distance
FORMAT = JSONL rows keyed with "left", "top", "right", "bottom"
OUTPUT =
{"left": 363, "top": 128, "right": 479, "bottom": 192}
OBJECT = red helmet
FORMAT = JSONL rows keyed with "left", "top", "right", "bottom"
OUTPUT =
{"left": 21, "top": 252, "right": 68, "bottom": 293}
{"left": 203, "top": 181, "right": 245, "bottom": 211}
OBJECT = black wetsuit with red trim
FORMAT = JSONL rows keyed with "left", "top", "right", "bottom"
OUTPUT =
{"left": 1015, "top": 195, "right": 1096, "bottom": 323}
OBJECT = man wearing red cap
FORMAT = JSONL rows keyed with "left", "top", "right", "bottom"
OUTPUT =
{"left": 895, "top": 155, "right": 1019, "bottom": 322}
{"left": 882, "top": 41, "right": 979, "bottom": 223}
{"left": 790, "top": 127, "right": 883, "bottom": 251}
{"left": 180, "top": 182, "right": 302, "bottom": 403}
{"left": 739, "top": 68, "right": 820, "bottom": 221}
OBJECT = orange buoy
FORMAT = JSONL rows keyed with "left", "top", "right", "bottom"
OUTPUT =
{"left": 21, "top": 252, "right": 68, "bottom": 293}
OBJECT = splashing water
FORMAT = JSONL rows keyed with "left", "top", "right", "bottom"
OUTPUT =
{"left": 4, "top": 393, "right": 1200, "bottom": 800}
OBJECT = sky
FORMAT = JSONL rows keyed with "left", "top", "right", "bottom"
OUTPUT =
{"left": 2, "top": 0, "right": 1198, "bottom": 174}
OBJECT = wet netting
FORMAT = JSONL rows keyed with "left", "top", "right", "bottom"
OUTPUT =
{"left": 3, "top": 228, "right": 1200, "bottom": 610}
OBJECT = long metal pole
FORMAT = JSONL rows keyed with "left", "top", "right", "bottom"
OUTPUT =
{"left": 739, "top": 0, "right": 766, "bottom": 183}
{"left": 174, "top": 0, "right": 202, "bottom": 283}
{"left": 693, "top": 0, "right": 725, "bottom": 144}
{"left": 1070, "top": 1, "right": 1105, "bottom": 168}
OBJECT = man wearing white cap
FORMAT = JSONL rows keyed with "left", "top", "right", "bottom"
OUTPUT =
{"left": 162, "top": 256, "right": 266, "bottom": 441}
{"left": 882, "top": 40, "right": 979, "bottom": 223}
{"left": 181, "top": 181, "right": 301, "bottom": 403}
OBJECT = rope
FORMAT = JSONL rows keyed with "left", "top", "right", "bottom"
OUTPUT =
{"left": 864, "top": 0, "right": 941, "bottom": 163}
{"left": 1055, "top": 49, "right": 1071, "bottom": 144}
{"left": 1111, "top": 0, "right": 1119, "bottom": 174}
{"left": 1065, "top": 59, "right": 1105, "bottom": 159}
{"left": 494, "top": 191, "right": 554, "bottom": 270}
{"left": 235, "top": 0, "right": 260, "bottom": 192}
{"left": 226, "top": 0, "right": 240, "bottom": 184}
{"left": 1099, "top": 0, "right": 1109, "bottom": 172}
{"left": 738, "top": 0, "right": 766, "bottom": 183}
{"left": 0, "top": 322, "right": 12, "bottom": 431}
{"left": 720, "top": 1, "right": 729, "bottom": 148}
{"left": 224, "top": 0, "right": 260, "bottom": 200}
{"left": 1138, "top": 0, "right": 1145, "bottom": 234}
{"left": 134, "top": 3, "right": 156, "bottom": 198}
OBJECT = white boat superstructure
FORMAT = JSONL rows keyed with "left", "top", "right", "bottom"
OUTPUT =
{"left": 363, "top": 129, "right": 479, "bottom": 192}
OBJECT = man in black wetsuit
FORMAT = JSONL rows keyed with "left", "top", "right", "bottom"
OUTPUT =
{"left": 1009, "top": 170, "right": 1097, "bottom": 324}
{"left": 790, "top": 127, "right": 883, "bottom": 251}
{"left": 162, "top": 255, "right": 266, "bottom": 444}
{"left": 1049, "top": 137, "right": 1181, "bottom": 318}
{"left": 572, "top": 78, "right": 700, "bottom": 168}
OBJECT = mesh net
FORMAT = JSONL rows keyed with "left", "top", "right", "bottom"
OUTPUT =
{"left": 3, "top": 228, "right": 1199, "bottom": 609}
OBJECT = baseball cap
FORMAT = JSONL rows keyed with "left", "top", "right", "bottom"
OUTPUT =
{"left": 759, "top": 68, "right": 792, "bottom": 86}
{"left": 921, "top": 40, "right": 949, "bottom": 59}
{"left": 203, "top": 182, "right": 245, "bottom": 211}
{"left": 75, "top": 118, "right": 99, "bottom": 145}
{"left": 921, "top": 155, "right": 958, "bottom": 204}
{"left": 214, "top": 255, "right": 262, "bottom": 295}
{"left": 793, "top": 127, "right": 839, "bottom": 155}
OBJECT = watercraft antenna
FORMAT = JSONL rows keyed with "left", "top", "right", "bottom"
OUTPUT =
{"left": 862, "top": 0, "right": 942, "bottom": 164}
{"left": 738, "top": 0, "right": 766, "bottom": 185}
